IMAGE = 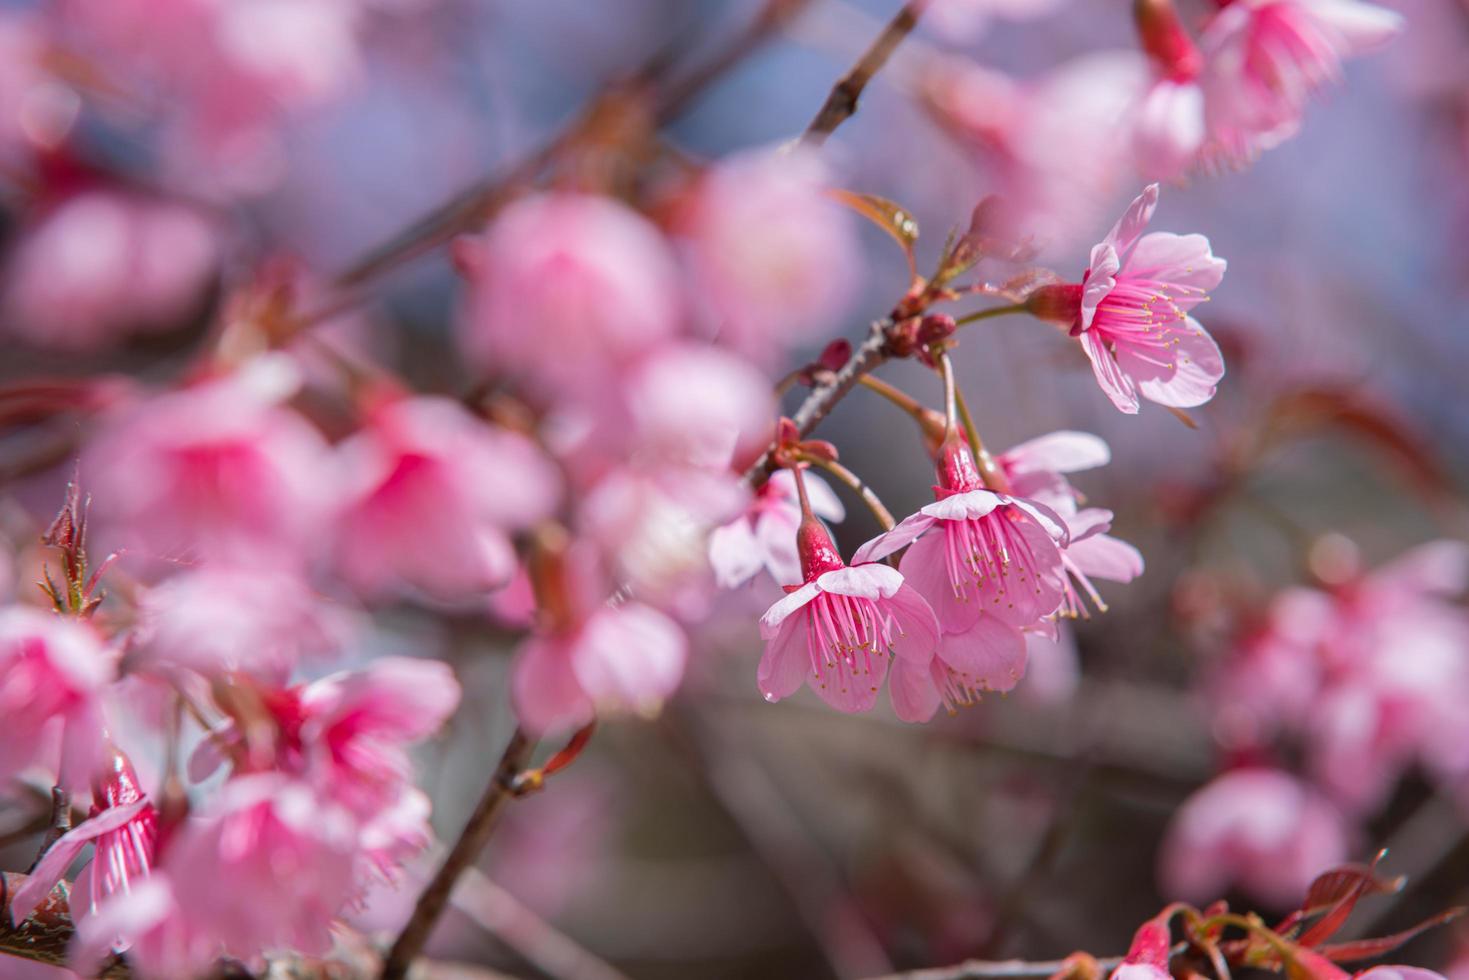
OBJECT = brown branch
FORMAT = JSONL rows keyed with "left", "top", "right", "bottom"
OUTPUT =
{"left": 380, "top": 728, "right": 536, "bottom": 980}
{"left": 801, "top": 0, "right": 931, "bottom": 147}
{"left": 743, "top": 318, "right": 894, "bottom": 487}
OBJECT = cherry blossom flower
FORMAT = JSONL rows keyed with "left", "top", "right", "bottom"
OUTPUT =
{"left": 759, "top": 469, "right": 941, "bottom": 714}
{"left": 1040, "top": 184, "right": 1227, "bottom": 414}
{"left": 709, "top": 469, "right": 845, "bottom": 589}
{"left": 888, "top": 614, "right": 1027, "bottom": 722}
{"left": 10, "top": 746, "right": 158, "bottom": 930}
{"left": 1130, "top": 0, "right": 1207, "bottom": 180}
{"left": 74, "top": 775, "right": 359, "bottom": 978}
{"left": 1159, "top": 768, "right": 1350, "bottom": 908}
{"left": 624, "top": 343, "right": 774, "bottom": 471}
{"left": 0, "top": 607, "right": 115, "bottom": 791}
{"left": 512, "top": 600, "right": 689, "bottom": 735}
{"left": 680, "top": 147, "right": 860, "bottom": 364}
{"left": 458, "top": 193, "right": 682, "bottom": 399}
{"left": 1200, "top": 0, "right": 1403, "bottom": 163}
{"left": 331, "top": 395, "right": 560, "bottom": 602}
{"left": 2, "top": 190, "right": 217, "bottom": 352}
{"left": 133, "top": 566, "right": 347, "bottom": 684}
{"left": 854, "top": 437, "right": 1068, "bottom": 633}
{"left": 85, "top": 356, "right": 330, "bottom": 567}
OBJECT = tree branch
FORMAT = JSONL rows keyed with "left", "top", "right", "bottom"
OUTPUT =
{"left": 380, "top": 728, "right": 536, "bottom": 980}
{"left": 801, "top": 0, "right": 931, "bottom": 146}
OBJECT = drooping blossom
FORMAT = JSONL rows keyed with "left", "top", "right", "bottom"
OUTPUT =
{"left": 1031, "top": 184, "right": 1227, "bottom": 414}
{"left": 330, "top": 394, "right": 560, "bottom": 602}
{"left": 2, "top": 190, "right": 218, "bottom": 352}
{"left": 887, "top": 613, "right": 1028, "bottom": 722}
{"left": 679, "top": 147, "right": 859, "bottom": 364}
{"left": 709, "top": 469, "right": 845, "bottom": 589}
{"left": 855, "top": 435, "right": 1069, "bottom": 634}
{"left": 0, "top": 606, "right": 115, "bottom": 790}
{"left": 10, "top": 746, "right": 158, "bottom": 930}
{"left": 997, "top": 431, "right": 1144, "bottom": 616}
{"left": 132, "top": 566, "right": 348, "bottom": 684}
{"left": 1159, "top": 768, "right": 1350, "bottom": 908}
{"left": 512, "top": 594, "right": 689, "bottom": 737}
{"left": 1200, "top": 0, "right": 1403, "bottom": 163}
{"left": 85, "top": 355, "right": 330, "bottom": 567}
{"left": 73, "top": 775, "right": 359, "bottom": 979}
{"left": 457, "top": 192, "right": 682, "bottom": 399}
{"left": 188, "top": 656, "right": 461, "bottom": 880}
{"left": 759, "top": 468, "right": 941, "bottom": 714}
{"left": 1128, "top": 0, "right": 1206, "bottom": 181}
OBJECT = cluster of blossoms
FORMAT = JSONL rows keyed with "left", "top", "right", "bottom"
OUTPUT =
{"left": 922, "top": 0, "right": 1402, "bottom": 240}
{"left": 0, "top": 0, "right": 1424, "bottom": 975}
{"left": 1159, "top": 538, "right": 1469, "bottom": 908}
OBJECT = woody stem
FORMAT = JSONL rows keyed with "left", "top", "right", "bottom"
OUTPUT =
{"left": 801, "top": 455, "right": 896, "bottom": 531}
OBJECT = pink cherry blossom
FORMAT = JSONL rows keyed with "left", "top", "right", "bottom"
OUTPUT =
{"left": 0, "top": 607, "right": 115, "bottom": 791}
{"left": 74, "top": 775, "right": 359, "bottom": 978}
{"left": 10, "top": 747, "right": 158, "bottom": 930}
{"left": 888, "top": 613, "right": 1028, "bottom": 722}
{"left": 1200, "top": 0, "right": 1403, "bottom": 163}
{"left": 854, "top": 438, "right": 1068, "bottom": 633}
{"left": 624, "top": 343, "right": 775, "bottom": 470}
{"left": 1159, "top": 768, "right": 1350, "bottom": 908}
{"left": 709, "top": 469, "right": 845, "bottom": 589}
{"left": 1073, "top": 184, "right": 1227, "bottom": 414}
{"left": 133, "top": 566, "right": 347, "bottom": 684}
{"left": 680, "top": 146, "right": 859, "bottom": 364}
{"left": 1057, "top": 507, "right": 1146, "bottom": 617}
{"left": 512, "top": 601, "right": 689, "bottom": 736}
{"left": 84, "top": 356, "right": 330, "bottom": 567}
{"left": 1133, "top": 76, "right": 1206, "bottom": 180}
{"left": 458, "top": 192, "right": 682, "bottom": 398}
{"left": 331, "top": 395, "right": 560, "bottom": 602}
{"left": 2, "top": 190, "right": 217, "bottom": 352}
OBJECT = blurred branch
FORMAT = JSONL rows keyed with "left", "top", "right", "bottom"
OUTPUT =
{"left": 665, "top": 710, "right": 896, "bottom": 977}
{"left": 452, "top": 867, "right": 629, "bottom": 980}
{"left": 381, "top": 728, "right": 536, "bottom": 980}
{"left": 801, "top": 0, "right": 932, "bottom": 146}
{"left": 865, "top": 952, "right": 1129, "bottom": 980}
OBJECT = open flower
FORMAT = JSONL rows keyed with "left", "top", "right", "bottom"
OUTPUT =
{"left": 10, "top": 746, "right": 158, "bottom": 930}
{"left": 855, "top": 437, "right": 1068, "bottom": 633}
{"left": 1036, "top": 184, "right": 1226, "bottom": 414}
{"left": 0, "top": 607, "right": 115, "bottom": 791}
{"left": 759, "top": 467, "right": 941, "bottom": 714}
{"left": 1200, "top": 0, "right": 1402, "bottom": 162}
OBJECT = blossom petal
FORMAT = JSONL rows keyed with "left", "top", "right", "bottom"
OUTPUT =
{"left": 920, "top": 489, "right": 1005, "bottom": 522}
{"left": 708, "top": 518, "right": 763, "bottom": 589}
{"left": 815, "top": 562, "right": 905, "bottom": 600}
{"left": 511, "top": 636, "right": 593, "bottom": 736}
{"left": 571, "top": 605, "right": 687, "bottom": 716}
{"left": 939, "top": 616, "right": 1028, "bottom": 692}
{"left": 885, "top": 583, "right": 943, "bottom": 663}
{"left": 1126, "top": 231, "right": 1227, "bottom": 297}
{"left": 1104, "top": 183, "right": 1160, "bottom": 257}
{"left": 757, "top": 613, "right": 811, "bottom": 703}
{"left": 899, "top": 532, "right": 983, "bottom": 634}
{"left": 1129, "top": 317, "right": 1225, "bottom": 408}
{"left": 1001, "top": 431, "right": 1111, "bottom": 475}
{"left": 1309, "top": 0, "right": 1403, "bottom": 50}
{"left": 852, "top": 511, "right": 938, "bottom": 564}
{"left": 9, "top": 799, "right": 152, "bottom": 923}
{"left": 1078, "top": 327, "right": 1141, "bottom": 413}
{"left": 889, "top": 657, "right": 941, "bottom": 723}
{"left": 760, "top": 581, "right": 823, "bottom": 635}
{"left": 1068, "top": 532, "right": 1145, "bottom": 582}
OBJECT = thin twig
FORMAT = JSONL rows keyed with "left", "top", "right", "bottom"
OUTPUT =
{"left": 804, "top": 455, "right": 896, "bottom": 530}
{"left": 380, "top": 728, "right": 536, "bottom": 980}
{"left": 801, "top": 0, "right": 931, "bottom": 146}
{"left": 744, "top": 319, "right": 894, "bottom": 486}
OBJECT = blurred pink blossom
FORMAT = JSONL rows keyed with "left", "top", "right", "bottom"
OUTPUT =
{"left": 1200, "top": 0, "right": 1403, "bottom": 162}
{"left": 1159, "top": 767, "right": 1350, "bottom": 908}
{"left": 512, "top": 600, "right": 689, "bottom": 736}
{"left": 85, "top": 356, "right": 330, "bottom": 567}
{"left": 331, "top": 395, "right": 560, "bottom": 602}
{"left": 0, "top": 606, "right": 115, "bottom": 791}
{"left": 2, "top": 190, "right": 217, "bottom": 351}
{"left": 709, "top": 469, "right": 845, "bottom": 589}
{"left": 680, "top": 146, "right": 860, "bottom": 364}
{"left": 458, "top": 193, "right": 682, "bottom": 399}
{"left": 133, "top": 566, "right": 347, "bottom": 684}
{"left": 624, "top": 343, "right": 774, "bottom": 470}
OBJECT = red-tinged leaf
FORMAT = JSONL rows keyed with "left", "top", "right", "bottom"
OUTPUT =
{"left": 828, "top": 189, "right": 919, "bottom": 269}
{"left": 1292, "top": 853, "right": 1404, "bottom": 947}
{"left": 1316, "top": 908, "right": 1465, "bottom": 963}
{"left": 1285, "top": 945, "right": 1353, "bottom": 980}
